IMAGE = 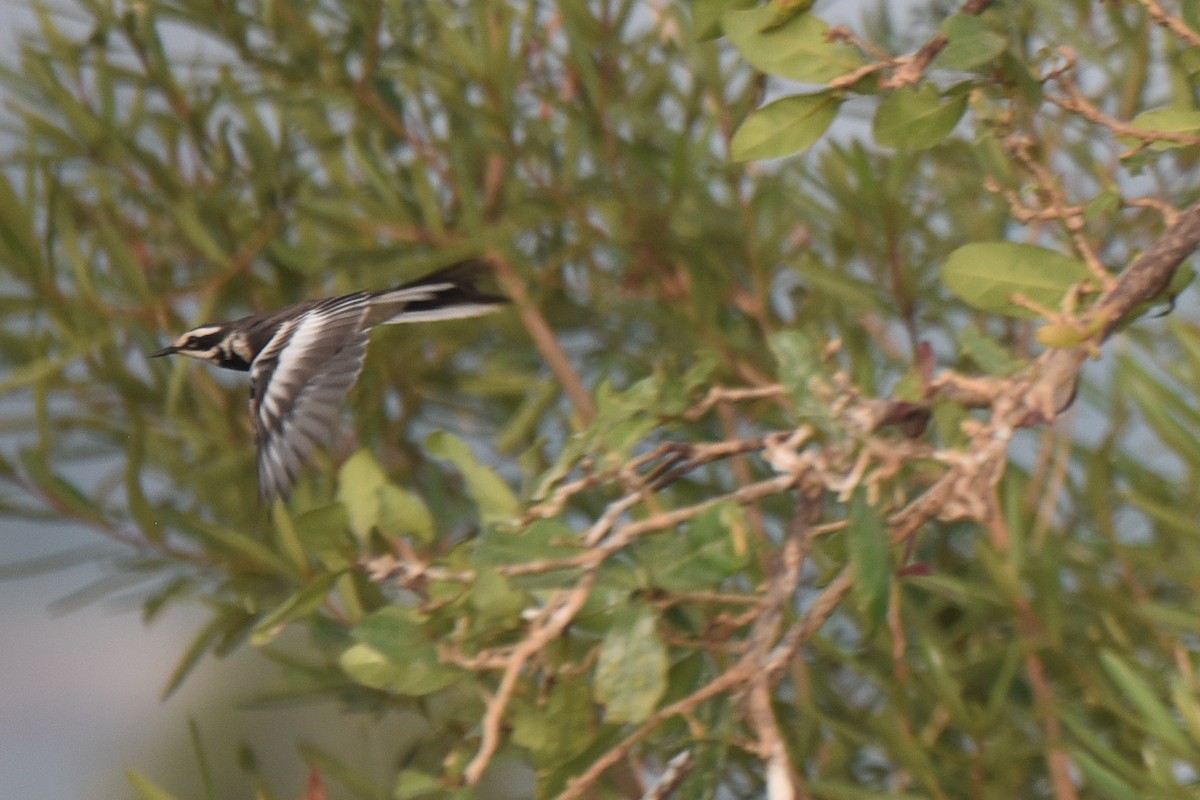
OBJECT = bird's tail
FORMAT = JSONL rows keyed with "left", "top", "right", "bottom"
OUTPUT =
{"left": 369, "top": 259, "right": 510, "bottom": 325}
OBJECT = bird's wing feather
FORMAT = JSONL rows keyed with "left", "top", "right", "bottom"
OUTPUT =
{"left": 250, "top": 294, "right": 371, "bottom": 499}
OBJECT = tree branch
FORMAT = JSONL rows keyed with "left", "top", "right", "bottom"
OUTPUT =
{"left": 488, "top": 253, "right": 596, "bottom": 424}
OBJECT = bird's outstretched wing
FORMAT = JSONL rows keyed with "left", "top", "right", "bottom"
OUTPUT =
{"left": 250, "top": 294, "right": 371, "bottom": 499}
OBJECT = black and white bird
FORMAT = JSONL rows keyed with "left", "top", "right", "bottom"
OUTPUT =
{"left": 150, "top": 260, "right": 509, "bottom": 499}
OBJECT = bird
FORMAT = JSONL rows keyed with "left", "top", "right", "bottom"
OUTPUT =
{"left": 150, "top": 260, "right": 510, "bottom": 499}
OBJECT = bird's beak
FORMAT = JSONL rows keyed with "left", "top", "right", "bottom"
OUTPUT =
{"left": 148, "top": 345, "right": 178, "bottom": 358}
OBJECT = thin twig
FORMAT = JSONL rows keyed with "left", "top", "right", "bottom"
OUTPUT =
{"left": 463, "top": 569, "right": 598, "bottom": 785}
{"left": 1048, "top": 50, "right": 1200, "bottom": 154}
{"left": 1134, "top": 0, "right": 1200, "bottom": 48}
{"left": 828, "top": 0, "right": 998, "bottom": 90}
{"left": 488, "top": 253, "right": 596, "bottom": 424}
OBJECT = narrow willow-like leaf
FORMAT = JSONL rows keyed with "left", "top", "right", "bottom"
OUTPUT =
{"left": 848, "top": 488, "right": 891, "bottom": 629}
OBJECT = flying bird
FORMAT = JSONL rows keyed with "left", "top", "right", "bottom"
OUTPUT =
{"left": 151, "top": 260, "right": 509, "bottom": 499}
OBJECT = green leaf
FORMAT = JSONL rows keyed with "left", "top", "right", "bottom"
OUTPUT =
{"left": 186, "top": 720, "right": 215, "bottom": 800}
{"left": 469, "top": 567, "right": 525, "bottom": 628}
{"left": 723, "top": 7, "right": 863, "bottom": 83}
{"left": 691, "top": 0, "right": 756, "bottom": 41}
{"left": 1069, "top": 749, "right": 1142, "bottom": 800}
{"left": 641, "top": 502, "right": 749, "bottom": 591}
{"left": 1124, "top": 107, "right": 1200, "bottom": 151}
{"left": 934, "top": 15, "right": 1007, "bottom": 70}
{"left": 249, "top": 571, "right": 342, "bottom": 646}
{"left": 293, "top": 503, "right": 357, "bottom": 570}
{"left": 160, "top": 614, "right": 226, "bottom": 700}
{"left": 473, "top": 519, "right": 580, "bottom": 564}
{"left": 159, "top": 506, "right": 297, "bottom": 576}
{"left": 872, "top": 84, "right": 967, "bottom": 150}
{"left": 1035, "top": 320, "right": 1095, "bottom": 348}
{"left": 473, "top": 520, "right": 584, "bottom": 590}
{"left": 769, "top": 329, "right": 819, "bottom": 408}
{"left": 594, "top": 607, "right": 668, "bottom": 724}
{"left": 512, "top": 678, "right": 595, "bottom": 765}
{"left": 297, "top": 742, "right": 388, "bottom": 799}
{"left": 957, "top": 326, "right": 1025, "bottom": 375}
{"left": 940, "top": 242, "right": 1090, "bottom": 318}
{"left": 848, "top": 488, "right": 890, "bottom": 630}
{"left": 336, "top": 449, "right": 388, "bottom": 542}
{"left": 393, "top": 770, "right": 443, "bottom": 800}
{"left": 0, "top": 352, "right": 70, "bottom": 394}
{"left": 377, "top": 484, "right": 436, "bottom": 542}
{"left": 731, "top": 92, "right": 841, "bottom": 161}
{"left": 336, "top": 450, "right": 434, "bottom": 542}
{"left": 0, "top": 170, "right": 45, "bottom": 277}
{"left": 1100, "top": 650, "right": 1191, "bottom": 752}
{"left": 425, "top": 431, "right": 518, "bottom": 525}
{"left": 18, "top": 448, "right": 107, "bottom": 528}
{"left": 270, "top": 498, "right": 308, "bottom": 572}
{"left": 340, "top": 607, "right": 461, "bottom": 696}
{"left": 126, "top": 771, "right": 179, "bottom": 800}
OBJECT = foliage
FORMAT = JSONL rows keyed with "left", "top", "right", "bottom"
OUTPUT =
{"left": 2, "top": 0, "right": 1200, "bottom": 798}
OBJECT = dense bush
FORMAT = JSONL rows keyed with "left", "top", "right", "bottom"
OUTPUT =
{"left": 3, "top": 1, "right": 1200, "bottom": 797}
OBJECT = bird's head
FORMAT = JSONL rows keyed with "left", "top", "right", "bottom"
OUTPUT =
{"left": 149, "top": 324, "right": 233, "bottom": 364}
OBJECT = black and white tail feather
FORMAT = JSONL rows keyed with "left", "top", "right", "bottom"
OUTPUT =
{"left": 151, "top": 260, "right": 509, "bottom": 499}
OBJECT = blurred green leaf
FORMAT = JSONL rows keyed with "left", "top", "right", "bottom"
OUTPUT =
{"left": 162, "top": 607, "right": 254, "bottom": 699}
{"left": 0, "top": 0, "right": 1196, "bottom": 795}
{"left": 126, "top": 770, "right": 180, "bottom": 800}
{"left": 641, "top": 502, "right": 749, "bottom": 591}
{"left": 340, "top": 607, "right": 462, "bottom": 696}
{"left": 250, "top": 571, "right": 342, "bottom": 646}
{"left": 957, "top": 325, "right": 1025, "bottom": 375}
{"left": 0, "top": 167, "right": 45, "bottom": 278}
{"left": 941, "top": 242, "right": 1090, "bottom": 318}
{"left": 769, "top": 329, "right": 819, "bottom": 408}
{"left": 512, "top": 678, "right": 595, "bottom": 765}
{"left": 873, "top": 84, "right": 968, "bottom": 150}
{"left": 848, "top": 488, "right": 890, "bottom": 630}
{"left": 393, "top": 770, "right": 443, "bottom": 800}
{"left": 1069, "top": 749, "right": 1142, "bottom": 800}
{"left": 336, "top": 449, "right": 436, "bottom": 543}
{"left": 271, "top": 497, "right": 308, "bottom": 572}
{"left": 469, "top": 567, "right": 525, "bottom": 628}
{"left": 731, "top": 92, "right": 841, "bottom": 161}
{"left": 692, "top": 0, "right": 756, "bottom": 40}
{"left": 425, "top": 431, "right": 518, "bottom": 525}
{"left": 337, "top": 449, "right": 389, "bottom": 542}
{"left": 934, "top": 15, "right": 1008, "bottom": 70}
{"left": 1123, "top": 107, "right": 1200, "bottom": 151}
{"left": 297, "top": 742, "right": 386, "bottom": 799}
{"left": 595, "top": 606, "right": 668, "bottom": 724}
{"left": 723, "top": 7, "right": 863, "bottom": 83}
{"left": 1100, "top": 650, "right": 1192, "bottom": 753}
{"left": 293, "top": 503, "right": 357, "bottom": 570}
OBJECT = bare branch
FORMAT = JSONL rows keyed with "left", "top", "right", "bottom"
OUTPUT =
{"left": 489, "top": 253, "right": 597, "bottom": 424}
{"left": 463, "top": 569, "right": 599, "bottom": 785}
{"left": 1134, "top": 0, "right": 1200, "bottom": 48}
